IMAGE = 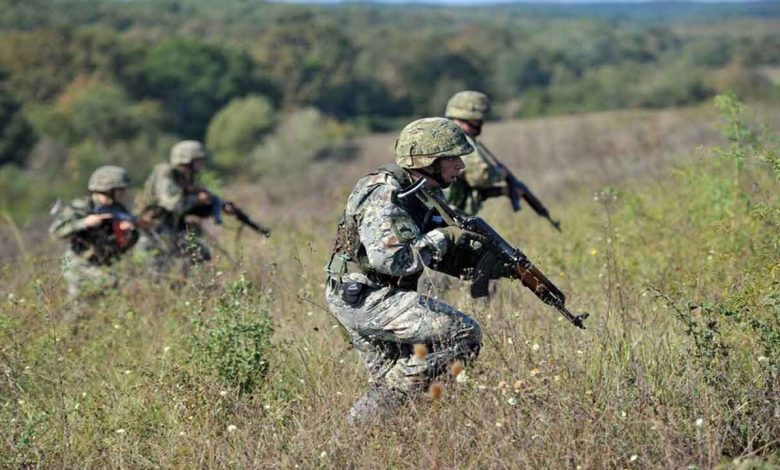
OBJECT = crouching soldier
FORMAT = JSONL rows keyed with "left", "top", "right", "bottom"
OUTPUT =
{"left": 134, "top": 140, "right": 220, "bottom": 274}
{"left": 49, "top": 165, "right": 138, "bottom": 316}
{"left": 325, "top": 118, "right": 494, "bottom": 423}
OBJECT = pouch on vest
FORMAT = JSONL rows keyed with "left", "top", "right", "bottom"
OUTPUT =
{"left": 343, "top": 282, "right": 365, "bottom": 306}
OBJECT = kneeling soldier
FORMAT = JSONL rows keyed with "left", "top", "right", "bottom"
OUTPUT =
{"left": 325, "top": 118, "right": 492, "bottom": 423}
{"left": 49, "top": 165, "right": 138, "bottom": 315}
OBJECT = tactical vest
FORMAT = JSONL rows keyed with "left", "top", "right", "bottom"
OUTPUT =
{"left": 327, "top": 163, "right": 444, "bottom": 289}
{"left": 70, "top": 200, "right": 138, "bottom": 265}
{"left": 134, "top": 163, "right": 195, "bottom": 230}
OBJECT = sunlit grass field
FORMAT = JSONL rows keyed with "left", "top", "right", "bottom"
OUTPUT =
{"left": 2, "top": 97, "right": 779, "bottom": 468}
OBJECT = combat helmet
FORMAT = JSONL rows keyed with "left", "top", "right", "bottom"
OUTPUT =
{"left": 88, "top": 165, "right": 130, "bottom": 192}
{"left": 444, "top": 91, "right": 490, "bottom": 121}
{"left": 170, "top": 140, "right": 206, "bottom": 166}
{"left": 395, "top": 117, "right": 473, "bottom": 169}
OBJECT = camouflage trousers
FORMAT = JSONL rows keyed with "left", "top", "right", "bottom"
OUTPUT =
{"left": 325, "top": 277, "right": 482, "bottom": 423}
{"left": 135, "top": 226, "right": 211, "bottom": 275}
{"left": 61, "top": 249, "right": 118, "bottom": 301}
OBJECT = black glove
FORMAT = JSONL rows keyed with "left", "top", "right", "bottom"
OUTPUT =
{"left": 437, "top": 226, "right": 487, "bottom": 253}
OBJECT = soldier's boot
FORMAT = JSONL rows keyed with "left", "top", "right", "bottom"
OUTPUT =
{"left": 347, "top": 385, "right": 403, "bottom": 425}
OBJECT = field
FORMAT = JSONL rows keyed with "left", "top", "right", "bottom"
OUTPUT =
{"left": 2, "top": 96, "right": 779, "bottom": 468}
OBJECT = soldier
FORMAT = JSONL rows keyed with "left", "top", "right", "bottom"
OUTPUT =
{"left": 444, "top": 90, "right": 511, "bottom": 216}
{"left": 49, "top": 165, "right": 138, "bottom": 314}
{"left": 325, "top": 117, "right": 495, "bottom": 423}
{"left": 134, "top": 140, "right": 227, "bottom": 273}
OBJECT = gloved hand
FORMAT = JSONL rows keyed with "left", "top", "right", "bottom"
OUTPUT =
{"left": 437, "top": 226, "right": 487, "bottom": 252}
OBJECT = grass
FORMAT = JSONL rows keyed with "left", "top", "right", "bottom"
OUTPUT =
{"left": 1, "top": 95, "right": 779, "bottom": 468}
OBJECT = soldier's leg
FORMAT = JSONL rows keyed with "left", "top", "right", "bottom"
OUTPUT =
{"left": 327, "top": 283, "right": 481, "bottom": 422}
{"left": 368, "top": 291, "right": 482, "bottom": 395}
{"left": 61, "top": 250, "right": 117, "bottom": 322}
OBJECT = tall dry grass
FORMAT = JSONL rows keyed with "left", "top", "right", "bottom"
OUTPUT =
{"left": 2, "top": 99, "right": 779, "bottom": 468}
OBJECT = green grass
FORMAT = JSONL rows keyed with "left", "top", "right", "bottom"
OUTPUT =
{"left": 1, "top": 95, "right": 779, "bottom": 468}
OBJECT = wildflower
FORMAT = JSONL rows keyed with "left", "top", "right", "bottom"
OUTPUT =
{"left": 449, "top": 360, "right": 464, "bottom": 377}
{"left": 163, "top": 346, "right": 171, "bottom": 353}
{"left": 530, "top": 368, "right": 540, "bottom": 377}
{"left": 227, "top": 424, "right": 237, "bottom": 433}
{"left": 590, "top": 249, "right": 598, "bottom": 256}
{"left": 695, "top": 418, "right": 704, "bottom": 428}
{"left": 124, "top": 370, "right": 132, "bottom": 375}
{"left": 456, "top": 371, "right": 468, "bottom": 384}
{"left": 429, "top": 382, "right": 442, "bottom": 399}
{"left": 219, "top": 390, "right": 228, "bottom": 397}
{"left": 319, "top": 451, "right": 327, "bottom": 459}
{"left": 495, "top": 421, "right": 503, "bottom": 428}
{"left": 17, "top": 400, "right": 25, "bottom": 405}
{"left": 532, "top": 343, "right": 540, "bottom": 352}
{"left": 507, "top": 397, "right": 517, "bottom": 406}
{"left": 629, "top": 455, "right": 638, "bottom": 462}
{"left": 758, "top": 356, "right": 769, "bottom": 363}
{"left": 115, "top": 429, "right": 126, "bottom": 434}
{"left": 513, "top": 380, "right": 522, "bottom": 390}
{"left": 414, "top": 344, "right": 428, "bottom": 359}
{"left": 507, "top": 337, "right": 513, "bottom": 345}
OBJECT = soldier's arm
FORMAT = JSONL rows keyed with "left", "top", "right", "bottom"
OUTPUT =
{"left": 49, "top": 207, "right": 90, "bottom": 239}
{"left": 154, "top": 172, "right": 201, "bottom": 218}
{"left": 359, "top": 185, "right": 450, "bottom": 277}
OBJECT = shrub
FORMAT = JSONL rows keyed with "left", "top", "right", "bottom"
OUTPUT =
{"left": 186, "top": 275, "right": 274, "bottom": 393}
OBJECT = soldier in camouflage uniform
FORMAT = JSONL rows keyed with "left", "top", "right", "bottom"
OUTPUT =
{"left": 444, "top": 90, "right": 514, "bottom": 215}
{"left": 325, "top": 118, "right": 491, "bottom": 423}
{"left": 134, "top": 140, "right": 224, "bottom": 273}
{"left": 49, "top": 166, "right": 138, "bottom": 315}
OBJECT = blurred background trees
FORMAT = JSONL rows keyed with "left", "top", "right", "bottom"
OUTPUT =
{"left": 0, "top": 0, "right": 778, "bottom": 221}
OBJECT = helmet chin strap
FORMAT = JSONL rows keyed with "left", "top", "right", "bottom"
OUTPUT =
{"left": 417, "top": 161, "right": 451, "bottom": 188}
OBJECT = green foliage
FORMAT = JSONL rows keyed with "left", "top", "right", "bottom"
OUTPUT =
{"left": 186, "top": 275, "right": 274, "bottom": 393}
{"left": 205, "top": 95, "right": 276, "bottom": 171}
{"left": 140, "top": 38, "right": 262, "bottom": 139}
{"left": 0, "top": 85, "right": 36, "bottom": 166}
{"left": 251, "top": 107, "right": 356, "bottom": 178}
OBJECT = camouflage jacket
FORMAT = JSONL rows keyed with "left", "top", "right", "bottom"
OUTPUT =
{"left": 49, "top": 197, "right": 138, "bottom": 265}
{"left": 445, "top": 135, "right": 506, "bottom": 215}
{"left": 327, "top": 165, "right": 452, "bottom": 289}
{"left": 134, "top": 163, "right": 204, "bottom": 230}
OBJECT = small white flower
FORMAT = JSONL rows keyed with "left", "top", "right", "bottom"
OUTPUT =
{"left": 319, "top": 451, "right": 327, "bottom": 459}
{"left": 456, "top": 371, "right": 468, "bottom": 384}
{"left": 264, "top": 404, "right": 271, "bottom": 410}
{"left": 629, "top": 454, "right": 638, "bottom": 462}
{"left": 163, "top": 346, "right": 171, "bottom": 353}
{"left": 179, "top": 431, "right": 186, "bottom": 436}
{"left": 124, "top": 370, "right": 132, "bottom": 375}
{"left": 219, "top": 390, "right": 228, "bottom": 397}
{"left": 621, "top": 411, "right": 627, "bottom": 418}
{"left": 227, "top": 424, "right": 237, "bottom": 433}
{"left": 17, "top": 399, "right": 25, "bottom": 405}
{"left": 507, "top": 397, "right": 517, "bottom": 406}
{"left": 695, "top": 418, "right": 704, "bottom": 428}
{"left": 495, "top": 421, "right": 503, "bottom": 428}
{"left": 115, "top": 429, "right": 126, "bottom": 434}
{"left": 758, "top": 356, "right": 769, "bottom": 363}
{"left": 532, "top": 343, "right": 540, "bottom": 352}
{"left": 507, "top": 337, "right": 513, "bottom": 345}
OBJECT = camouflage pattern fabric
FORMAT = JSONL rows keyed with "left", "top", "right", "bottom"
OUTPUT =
{"left": 134, "top": 163, "right": 211, "bottom": 270}
{"left": 325, "top": 170, "right": 482, "bottom": 423}
{"left": 49, "top": 197, "right": 133, "bottom": 302}
{"left": 445, "top": 135, "right": 506, "bottom": 215}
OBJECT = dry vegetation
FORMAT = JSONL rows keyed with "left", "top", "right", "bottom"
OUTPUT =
{"left": 2, "top": 98, "right": 779, "bottom": 468}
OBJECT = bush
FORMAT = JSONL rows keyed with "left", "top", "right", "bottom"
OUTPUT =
{"left": 186, "top": 275, "right": 274, "bottom": 393}
{"left": 205, "top": 94, "right": 276, "bottom": 171}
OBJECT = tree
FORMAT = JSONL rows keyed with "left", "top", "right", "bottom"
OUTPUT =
{"left": 141, "top": 38, "right": 259, "bottom": 139}
{"left": 0, "top": 85, "right": 36, "bottom": 166}
{"left": 205, "top": 95, "right": 276, "bottom": 170}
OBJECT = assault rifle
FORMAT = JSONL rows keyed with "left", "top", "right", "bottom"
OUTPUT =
{"left": 208, "top": 195, "right": 271, "bottom": 238}
{"left": 406, "top": 180, "right": 587, "bottom": 329}
{"left": 479, "top": 143, "right": 561, "bottom": 232}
